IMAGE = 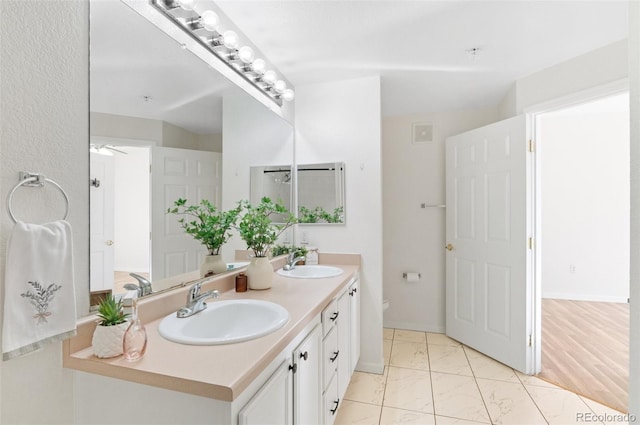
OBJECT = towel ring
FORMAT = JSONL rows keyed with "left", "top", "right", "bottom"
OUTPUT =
{"left": 7, "top": 173, "right": 70, "bottom": 224}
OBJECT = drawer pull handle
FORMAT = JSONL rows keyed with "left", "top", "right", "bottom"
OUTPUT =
{"left": 330, "top": 398, "right": 340, "bottom": 415}
{"left": 330, "top": 312, "right": 339, "bottom": 321}
{"left": 300, "top": 351, "right": 308, "bottom": 361}
{"left": 330, "top": 350, "right": 339, "bottom": 362}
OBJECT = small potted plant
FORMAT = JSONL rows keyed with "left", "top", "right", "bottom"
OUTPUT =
{"left": 168, "top": 199, "right": 241, "bottom": 277}
{"left": 237, "top": 197, "right": 297, "bottom": 290}
{"left": 91, "top": 295, "right": 129, "bottom": 358}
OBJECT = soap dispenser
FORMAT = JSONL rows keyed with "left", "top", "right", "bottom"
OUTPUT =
{"left": 123, "top": 294, "right": 147, "bottom": 362}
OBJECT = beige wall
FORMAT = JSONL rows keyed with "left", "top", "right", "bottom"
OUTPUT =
{"left": 0, "top": 1, "right": 89, "bottom": 423}
{"left": 91, "top": 112, "right": 222, "bottom": 152}
{"left": 382, "top": 107, "right": 499, "bottom": 332}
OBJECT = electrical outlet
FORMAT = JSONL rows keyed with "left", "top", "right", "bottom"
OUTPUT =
{"left": 569, "top": 264, "right": 576, "bottom": 273}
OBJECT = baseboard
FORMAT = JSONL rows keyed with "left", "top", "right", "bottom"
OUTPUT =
{"left": 542, "top": 293, "right": 629, "bottom": 303}
{"left": 356, "top": 360, "right": 385, "bottom": 375}
{"left": 383, "top": 320, "right": 445, "bottom": 334}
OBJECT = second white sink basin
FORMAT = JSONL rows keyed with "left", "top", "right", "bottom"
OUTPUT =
{"left": 158, "top": 299, "right": 289, "bottom": 345}
{"left": 277, "top": 265, "right": 344, "bottom": 279}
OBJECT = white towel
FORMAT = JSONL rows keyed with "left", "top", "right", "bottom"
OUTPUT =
{"left": 2, "top": 220, "right": 77, "bottom": 360}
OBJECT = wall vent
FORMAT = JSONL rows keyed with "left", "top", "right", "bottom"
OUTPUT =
{"left": 412, "top": 123, "right": 434, "bottom": 144}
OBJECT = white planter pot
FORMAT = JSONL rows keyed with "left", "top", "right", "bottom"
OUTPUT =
{"left": 200, "top": 254, "right": 227, "bottom": 277}
{"left": 246, "top": 257, "right": 273, "bottom": 290}
{"left": 92, "top": 321, "right": 130, "bottom": 358}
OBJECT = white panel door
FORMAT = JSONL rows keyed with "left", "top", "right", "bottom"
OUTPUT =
{"left": 151, "top": 147, "right": 221, "bottom": 280}
{"left": 90, "top": 153, "right": 115, "bottom": 292}
{"left": 445, "top": 115, "right": 533, "bottom": 373}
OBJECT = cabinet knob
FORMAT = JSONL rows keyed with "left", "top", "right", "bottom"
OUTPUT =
{"left": 330, "top": 398, "right": 340, "bottom": 415}
{"left": 288, "top": 363, "right": 297, "bottom": 373}
{"left": 330, "top": 312, "right": 339, "bottom": 321}
{"left": 300, "top": 351, "right": 308, "bottom": 361}
{"left": 349, "top": 288, "right": 357, "bottom": 296}
{"left": 330, "top": 350, "right": 339, "bottom": 363}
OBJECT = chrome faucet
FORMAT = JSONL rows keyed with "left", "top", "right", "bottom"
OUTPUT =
{"left": 123, "top": 273, "right": 153, "bottom": 297}
{"left": 283, "top": 252, "right": 306, "bottom": 271}
{"left": 176, "top": 281, "right": 219, "bottom": 318}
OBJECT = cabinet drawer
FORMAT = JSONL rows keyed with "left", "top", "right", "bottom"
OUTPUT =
{"left": 323, "top": 326, "right": 339, "bottom": 390}
{"left": 323, "top": 374, "right": 340, "bottom": 425}
{"left": 321, "top": 299, "right": 339, "bottom": 337}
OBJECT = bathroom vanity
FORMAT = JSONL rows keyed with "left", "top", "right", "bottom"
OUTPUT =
{"left": 64, "top": 254, "right": 361, "bottom": 424}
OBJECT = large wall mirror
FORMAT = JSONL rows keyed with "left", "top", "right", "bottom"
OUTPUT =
{"left": 297, "top": 162, "right": 346, "bottom": 224}
{"left": 89, "top": 0, "right": 293, "bottom": 306}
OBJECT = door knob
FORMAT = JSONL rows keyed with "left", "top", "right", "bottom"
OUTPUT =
{"left": 445, "top": 243, "right": 454, "bottom": 251}
{"left": 106, "top": 240, "right": 114, "bottom": 246}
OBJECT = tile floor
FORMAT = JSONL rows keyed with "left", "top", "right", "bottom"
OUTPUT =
{"left": 334, "top": 328, "right": 629, "bottom": 425}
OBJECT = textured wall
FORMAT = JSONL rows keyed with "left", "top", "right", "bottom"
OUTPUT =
{"left": 0, "top": 0, "right": 89, "bottom": 423}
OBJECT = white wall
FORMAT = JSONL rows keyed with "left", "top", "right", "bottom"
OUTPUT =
{"left": 382, "top": 108, "right": 499, "bottom": 332}
{"left": 628, "top": 0, "right": 640, "bottom": 415}
{"left": 294, "top": 76, "right": 384, "bottom": 373}
{"left": 113, "top": 147, "right": 150, "bottom": 272}
{"left": 221, "top": 93, "right": 295, "bottom": 260}
{"left": 498, "top": 40, "right": 628, "bottom": 119}
{"left": 0, "top": 0, "right": 89, "bottom": 423}
{"left": 540, "top": 94, "right": 630, "bottom": 302}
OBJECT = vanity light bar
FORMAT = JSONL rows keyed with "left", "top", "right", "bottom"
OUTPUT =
{"left": 152, "top": 0, "right": 294, "bottom": 105}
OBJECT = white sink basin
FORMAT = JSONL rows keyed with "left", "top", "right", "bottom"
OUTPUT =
{"left": 158, "top": 299, "right": 289, "bottom": 345}
{"left": 277, "top": 265, "right": 344, "bottom": 279}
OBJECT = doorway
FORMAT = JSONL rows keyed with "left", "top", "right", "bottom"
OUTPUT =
{"left": 89, "top": 143, "right": 151, "bottom": 296}
{"left": 534, "top": 92, "right": 630, "bottom": 412}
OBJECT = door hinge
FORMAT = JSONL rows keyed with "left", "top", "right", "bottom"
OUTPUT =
{"left": 528, "top": 139, "right": 535, "bottom": 153}
{"left": 528, "top": 237, "right": 534, "bottom": 250}
{"left": 528, "top": 334, "right": 532, "bottom": 347}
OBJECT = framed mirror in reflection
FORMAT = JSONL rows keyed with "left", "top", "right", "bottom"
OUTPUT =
{"left": 249, "top": 165, "right": 293, "bottom": 224}
{"left": 297, "top": 162, "right": 346, "bottom": 225}
{"left": 88, "top": 0, "right": 293, "bottom": 308}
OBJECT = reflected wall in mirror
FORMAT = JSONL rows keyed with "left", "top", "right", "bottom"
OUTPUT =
{"left": 297, "top": 162, "right": 346, "bottom": 224}
{"left": 89, "top": 0, "right": 293, "bottom": 305}
{"left": 250, "top": 165, "right": 293, "bottom": 224}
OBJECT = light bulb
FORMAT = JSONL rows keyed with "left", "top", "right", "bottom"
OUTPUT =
{"left": 200, "top": 10, "right": 219, "bottom": 32}
{"left": 238, "top": 46, "right": 255, "bottom": 64}
{"left": 263, "top": 70, "right": 277, "bottom": 85}
{"left": 222, "top": 31, "right": 239, "bottom": 49}
{"left": 177, "top": 0, "right": 195, "bottom": 10}
{"left": 252, "top": 58, "right": 266, "bottom": 74}
{"left": 282, "top": 89, "right": 295, "bottom": 102}
{"left": 274, "top": 80, "right": 287, "bottom": 93}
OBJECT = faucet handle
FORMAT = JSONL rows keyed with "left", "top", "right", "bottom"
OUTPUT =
{"left": 187, "top": 282, "right": 202, "bottom": 302}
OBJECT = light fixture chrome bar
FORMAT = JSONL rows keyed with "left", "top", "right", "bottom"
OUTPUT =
{"left": 151, "top": 0, "right": 285, "bottom": 106}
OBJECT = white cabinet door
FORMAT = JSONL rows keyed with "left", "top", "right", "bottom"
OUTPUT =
{"left": 239, "top": 360, "right": 293, "bottom": 425}
{"left": 349, "top": 279, "right": 361, "bottom": 373}
{"left": 294, "top": 324, "right": 322, "bottom": 425}
{"left": 337, "top": 290, "right": 350, "bottom": 400}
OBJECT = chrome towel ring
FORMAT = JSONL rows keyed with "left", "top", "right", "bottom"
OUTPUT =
{"left": 7, "top": 172, "right": 70, "bottom": 224}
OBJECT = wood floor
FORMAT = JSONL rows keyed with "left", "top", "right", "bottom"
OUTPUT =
{"left": 538, "top": 298, "right": 628, "bottom": 413}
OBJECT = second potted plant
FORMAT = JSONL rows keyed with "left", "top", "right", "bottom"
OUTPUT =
{"left": 237, "top": 197, "right": 297, "bottom": 290}
{"left": 92, "top": 294, "right": 129, "bottom": 359}
{"left": 168, "top": 199, "right": 241, "bottom": 277}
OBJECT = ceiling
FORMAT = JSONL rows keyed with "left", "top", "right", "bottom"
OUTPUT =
{"left": 216, "top": 0, "right": 629, "bottom": 116}
{"left": 91, "top": 1, "right": 629, "bottom": 134}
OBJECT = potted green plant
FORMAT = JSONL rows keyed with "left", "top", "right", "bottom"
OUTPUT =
{"left": 168, "top": 198, "right": 241, "bottom": 277}
{"left": 91, "top": 295, "right": 129, "bottom": 358}
{"left": 237, "top": 197, "right": 297, "bottom": 289}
